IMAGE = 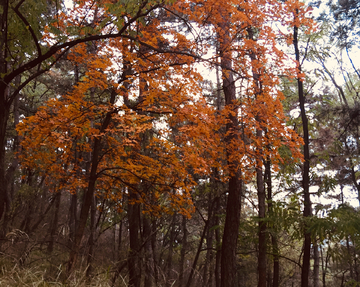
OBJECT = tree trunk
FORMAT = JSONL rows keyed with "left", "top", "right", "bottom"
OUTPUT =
{"left": 111, "top": 216, "right": 127, "bottom": 287}
{"left": 117, "top": 218, "right": 123, "bottom": 262}
{"left": 0, "top": 88, "right": 10, "bottom": 239}
{"left": 0, "top": 0, "right": 10, "bottom": 234}
{"left": 217, "top": 7, "right": 242, "bottom": 287}
{"left": 143, "top": 215, "right": 154, "bottom": 287}
{"left": 68, "top": 193, "right": 78, "bottom": 251}
{"left": 214, "top": 62, "right": 222, "bottom": 287}
{"left": 128, "top": 193, "right": 141, "bottom": 287}
{"left": 3, "top": 76, "right": 21, "bottom": 235}
{"left": 293, "top": 13, "right": 312, "bottom": 287}
{"left": 257, "top": 165, "right": 267, "bottom": 287}
{"left": 179, "top": 215, "right": 188, "bottom": 287}
{"left": 203, "top": 193, "right": 214, "bottom": 287}
{"left": 221, "top": 175, "right": 241, "bottom": 287}
{"left": 313, "top": 241, "right": 320, "bottom": 287}
{"left": 265, "top": 159, "right": 280, "bottom": 287}
{"left": 86, "top": 195, "right": 96, "bottom": 278}
{"left": 186, "top": 207, "right": 212, "bottom": 287}
{"left": 321, "top": 245, "right": 329, "bottom": 287}
{"left": 166, "top": 214, "right": 176, "bottom": 287}
{"left": 67, "top": 90, "right": 116, "bottom": 272}
{"left": 47, "top": 192, "right": 61, "bottom": 253}
{"left": 214, "top": 195, "right": 221, "bottom": 287}
{"left": 248, "top": 26, "right": 267, "bottom": 287}
{"left": 151, "top": 218, "right": 159, "bottom": 286}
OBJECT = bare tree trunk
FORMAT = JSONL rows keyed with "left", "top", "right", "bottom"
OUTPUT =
{"left": 265, "top": 159, "right": 279, "bottom": 287}
{"left": 214, "top": 61, "right": 222, "bottom": 287}
{"left": 214, "top": 195, "right": 221, "bottom": 287}
{"left": 118, "top": 219, "right": 123, "bottom": 261}
{"left": 186, "top": 209, "right": 212, "bottom": 287}
{"left": 166, "top": 214, "right": 177, "bottom": 287}
{"left": 257, "top": 175, "right": 267, "bottom": 287}
{"left": 247, "top": 25, "right": 268, "bottom": 287}
{"left": 293, "top": 10, "right": 312, "bottom": 287}
{"left": 86, "top": 195, "right": 96, "bottom": 278}
{"left": 179, "top": 215, "right": 188, "bottom": 287}
{"left": 3, "top": 74, "right": 21, "bottom": 235}
{"left": 143, "top": 215, "right": 154, "bottom": 287}
{"left": 151, "top": 218, "right": 159, "bottom": 286}
{"left": 321, "top": 245, "right": 330, "bottom": 287}
{"left": 47, "top": 192, "right": 61, "bottom": 253}
{"left": 111, "top": 215, "right": 126, "bottom": 287}
{"left": 128, "top": 193, "right": 141, "bottom": 287}
{"left": 203, "top": 193, "right": 214, "bottom": 287}
{"left": 68, "top": 193, "right": 78, "bottom": 252}
{"left": 0, "top": 0, "right": 10, "bottom": 235}
{"left": 313, "top": 241, "right": 320, "bottom": 287}
{"left": 20, "top": 173, "right": 34, "bottom": 235}
{"left": 217, "top": 7, "right": 242, "bottom": 287}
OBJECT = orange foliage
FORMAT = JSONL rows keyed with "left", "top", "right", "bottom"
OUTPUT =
{"left": 18, "top": 0, "right": 315, "bottom": 217}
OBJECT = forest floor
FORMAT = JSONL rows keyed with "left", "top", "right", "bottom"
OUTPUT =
{"left": 0, "top": 263, "right": 121, "bottom": 287}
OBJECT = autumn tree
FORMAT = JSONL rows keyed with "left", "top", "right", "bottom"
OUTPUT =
{"left": 4, "top": 0, "right": 315, "bottom": 285}
{"left": 172, "top": 1, "right": 305, "bottom": 286}
{"left": 17, "top": 1, "right": 222, "bottom": 280}
{"left": 0, "top": 0, "right": 173, "bottom": 235}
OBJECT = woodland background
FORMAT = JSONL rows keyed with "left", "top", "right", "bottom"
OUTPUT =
{"left": 0, "top": 0, "right": 360, "bottom": 286}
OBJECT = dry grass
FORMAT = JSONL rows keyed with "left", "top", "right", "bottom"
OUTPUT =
{"left": 0, "top": 263, "right": 120, "bottom": 287}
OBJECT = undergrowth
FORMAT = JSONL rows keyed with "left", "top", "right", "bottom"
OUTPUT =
{"left": 0, "top": 263, "right": 121, "bottom": 286}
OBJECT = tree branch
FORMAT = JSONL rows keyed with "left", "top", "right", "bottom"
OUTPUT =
{"left": 3, "top": 3, "right": 162, "bottom": 93}
{"left": 11, "top": 5, "right": 42, "bottom": 57}
{"left": 7, "top": 47, "right": 70, "bottom": 105}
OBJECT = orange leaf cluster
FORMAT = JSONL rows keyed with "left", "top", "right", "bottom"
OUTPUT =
{"left": 18, "top": 0, "right": 315, "bottom": 217}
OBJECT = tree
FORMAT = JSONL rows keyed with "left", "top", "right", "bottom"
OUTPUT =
{"left": 180, "top": 1, "right": 306, "bottom": 285}
{"left": 0, "top": 0, "right": 170, "bottom": 234}
{"left": 292, "top": 9, "right": 312, "bottom": 287}
{"left": 328, "top": 0, "right": 360, "bottom": 47}
{"left": 6, "top": 0, "right": 313, "bottom": 285}
{"left": 17, "top": 2, "right": 220, "bottom": 277}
